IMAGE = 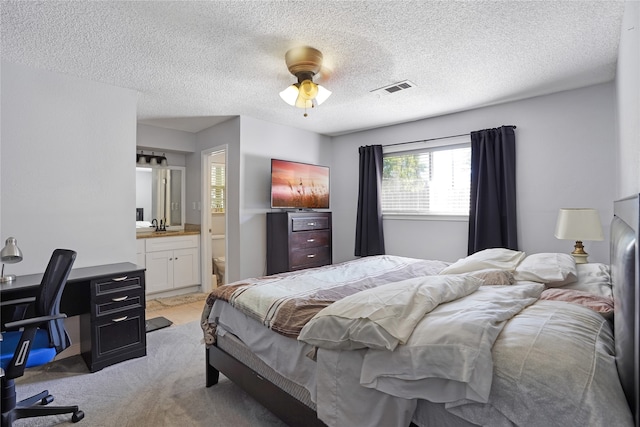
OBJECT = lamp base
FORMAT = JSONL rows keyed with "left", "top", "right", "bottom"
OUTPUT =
{"left": 571, "top": 240, "right": 589, "bottom": 264}
{"left": 570, "top": 253, "right": 589, "bottom": 264}
{"left": 0, "top": 274, "right": 16, "bottom": 283}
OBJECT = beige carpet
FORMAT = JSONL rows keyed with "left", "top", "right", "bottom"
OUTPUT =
{"left": 146, "top": 292, "right": 208, "bottom": 312}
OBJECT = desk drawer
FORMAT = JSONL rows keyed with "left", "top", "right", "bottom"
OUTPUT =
{"left": 291, "top": 216, "right": 329, "bottom": 232}
{"left": 94, "top": 291, "right": 144, "bottom": 317}
{"left": 94, "top": 274, "right": 143, "bottom": 296}
{"left": 290, "top": 230, "right": 330, "bottom": 249}
{"left": 290, "top": 246, "right": 331, "bottom": 269}
{"left": 93, "top": 309, "right": 145, "bottom": 358}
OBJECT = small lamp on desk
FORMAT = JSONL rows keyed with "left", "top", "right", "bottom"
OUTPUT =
{"left": 0, "top": 237, "right": 23, "bottom": 283}
{"left": 554, "top": 208, "right": 604, "bottom": 264}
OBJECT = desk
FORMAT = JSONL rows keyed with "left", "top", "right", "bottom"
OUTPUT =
{"left": 1, "top": 263, "right": 147, "bottom": 372}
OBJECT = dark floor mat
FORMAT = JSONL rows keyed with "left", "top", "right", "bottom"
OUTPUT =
{"left": 145, "top": 316, "right": 173, "bottom": 333}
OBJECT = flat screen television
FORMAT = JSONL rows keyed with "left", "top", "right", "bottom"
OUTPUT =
{"left": 270, "top": 159, "right": 330, "bottom": 209}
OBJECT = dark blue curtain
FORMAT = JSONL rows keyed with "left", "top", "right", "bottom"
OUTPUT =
{"left": 355, "top": 145, "right": 385, "bottom": 256}
{"left": 468, "top": 126, "right": 517, "bottom": 255}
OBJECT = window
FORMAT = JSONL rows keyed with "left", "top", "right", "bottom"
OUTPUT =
{"left": 381, "top": 141, "right": 471, "bottom": 216}
{"left": 210, "top": 164, "right": 225, "bottom": 212}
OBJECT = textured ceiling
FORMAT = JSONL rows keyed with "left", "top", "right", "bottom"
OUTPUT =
{"left": 0, "top": 1, "right": 625, "bottom": 136}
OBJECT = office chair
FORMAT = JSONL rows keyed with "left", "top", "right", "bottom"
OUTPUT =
{"left": 0, "top": 249, "right": 84, "bottom": 427}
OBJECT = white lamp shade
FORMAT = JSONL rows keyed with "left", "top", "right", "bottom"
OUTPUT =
{"left": 280, "top": 83, "right": 331, "bottom": 108}
{"left": 279, "top": 85, "right": 299, "bottom": 106}
{"left": 554, "top": 208, "right": 604, "bottom": 241}
{"left": 315, "top": 84, "right": 332, "bottom": 105}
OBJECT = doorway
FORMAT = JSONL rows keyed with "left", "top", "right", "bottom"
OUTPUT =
{"left": 201, "top": 146, "right": 227, "bottom": 293}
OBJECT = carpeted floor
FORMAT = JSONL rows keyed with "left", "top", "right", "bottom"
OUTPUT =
{"left": 13, "top": 321, "right": 287, "bottom": 427}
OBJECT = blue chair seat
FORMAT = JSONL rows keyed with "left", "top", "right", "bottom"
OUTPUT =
{"left": 1, "top": 329, "right": 57, "bottom": 370}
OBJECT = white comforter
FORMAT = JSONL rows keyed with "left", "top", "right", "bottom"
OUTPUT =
{"left": 309, "top": 282, "right": 545, "bottom": 427}
{"left": 444, "top": 300, "right": 634, "bottom": 427}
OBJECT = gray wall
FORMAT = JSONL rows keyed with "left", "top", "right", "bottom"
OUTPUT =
{"left": 190, "top": 116, "right": 332, "bottom": 282}
{"left": 1, "top": 61, "right": 138, "bottom": 274}
{"left": 331, "top": 83, "right": 616, "bottom": 264}
{"left": 616, "top": 1, "right": 640, "bottom": 198}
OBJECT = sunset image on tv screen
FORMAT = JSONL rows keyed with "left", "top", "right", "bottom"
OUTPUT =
{"left": 271, "top": 159, "right": 329, "bottom": 209}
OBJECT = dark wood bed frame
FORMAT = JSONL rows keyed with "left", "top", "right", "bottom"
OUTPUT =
{"left": 206, "top": 195, "right": 640, "bottom": 427}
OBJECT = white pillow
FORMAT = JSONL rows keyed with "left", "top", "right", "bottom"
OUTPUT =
{"left": 560, "top": 263, "right": 612, "bottom": 297}
{"left": 439, "top": 248, "right": 526, "bottom": 275}
{"left": 513, "top": 253, "right": 577, "bottom": 286}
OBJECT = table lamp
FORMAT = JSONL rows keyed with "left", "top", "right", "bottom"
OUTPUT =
{"left": 554, "top": 208, "right": 604, "bottom": 264}
{"left": 0, "top": 237, "right": 23, "bottom": 283}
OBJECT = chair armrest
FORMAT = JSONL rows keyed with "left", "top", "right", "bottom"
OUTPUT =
{"left": 0, "top": 297, "right": 36, "bottom": 307}
{"left": 4, "top": 313, "right": 67, "bottom": 330}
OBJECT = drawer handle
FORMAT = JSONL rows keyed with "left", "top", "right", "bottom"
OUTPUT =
{"left": 112, "top": 316, "right": 128, "bottom": 323}
{"left": 112, "top": 276, "right": 128, "bottom": 282}
{"left": 307, "top": 222, "right": 316, "bottom": 226}
{"left": 307, "top": 239, "right": 315, "bottom": 243}
{"left": 307, "top": 254, "right": 316, "bottom": 258}
{"left": 111, "top": 296, "right": 128, "bottom": 302}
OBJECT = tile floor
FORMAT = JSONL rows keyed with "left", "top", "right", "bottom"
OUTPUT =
{"left": 145, "top": 298, "right": 204, "bottom": 326}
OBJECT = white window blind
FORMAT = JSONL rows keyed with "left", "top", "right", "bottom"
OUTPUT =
{"left": 210, "top": 164, "right": 225, "bottom": 212}
{"left": 381, "top": 142, "right": 471, "bottom": 216}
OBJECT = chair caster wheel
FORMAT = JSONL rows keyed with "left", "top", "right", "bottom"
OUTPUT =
{"left": 41, "top": 395, "right": 54, "bottom": 405}
{"left": 72, "top": 410, "right": 84, "bottom": 423}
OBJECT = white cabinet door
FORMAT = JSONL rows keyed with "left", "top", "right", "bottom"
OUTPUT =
{"left": 173, "top": 247, "right": 199, "bottom": 288}
{"left": 145, "top": 250, "right": 173, "bottom": 294}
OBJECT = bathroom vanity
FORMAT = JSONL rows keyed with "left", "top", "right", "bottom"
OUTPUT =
{"left": 136, "top": 233, "right": 201, "bottom": 295}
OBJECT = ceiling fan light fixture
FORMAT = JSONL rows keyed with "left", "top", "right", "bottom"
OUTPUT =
{"left": 280, "top": 46, "right": 331, "bottom": 116}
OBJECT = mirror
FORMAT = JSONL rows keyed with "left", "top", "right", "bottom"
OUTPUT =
{"left": 136, "top": 166, "right": 185, "bottom": 230}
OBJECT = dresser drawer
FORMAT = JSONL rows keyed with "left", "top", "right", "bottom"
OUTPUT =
{"left": 290, "top": 230, "right": 330, "bottom": 249}
{"left": 291, "top": 216, "right": 329, "bottom": 231}
{"left": 94, "top": 274, "right": 143, "bottom": 297}
{"left": 94, "top": 291, "right": 144, "bottom": 317}
{"left": 290, "top": 246, "right": 331, "bottom": 269}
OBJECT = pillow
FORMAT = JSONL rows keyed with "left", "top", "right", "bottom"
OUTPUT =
{"left": 540, "top": 288, "right": 614, "bottom": 319}
{"left": 513, "top": 253, "right": 577, "bottom": 286}
{"left": 439, "top": 248, "right": 526, "bottom": 274}
{"left": 298, "top": 275, "right": 483, "bottom": 351}
{"left": 468, "top": 269, "right": 515, "bottom": 286}
{"left": 560, "top": 263, "right": 612, "bottom": 297}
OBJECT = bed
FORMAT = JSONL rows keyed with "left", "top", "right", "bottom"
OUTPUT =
{"left": 201, "top": 196, "right": 639, "bottom": 427}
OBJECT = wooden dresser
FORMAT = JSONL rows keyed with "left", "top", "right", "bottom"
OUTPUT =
{"left": 266, "top": 211, "right": 332, "bottom": 275}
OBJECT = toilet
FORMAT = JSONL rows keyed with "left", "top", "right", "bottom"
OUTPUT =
{"left": 211, "top": 234, "right": 225, "bottom": 285}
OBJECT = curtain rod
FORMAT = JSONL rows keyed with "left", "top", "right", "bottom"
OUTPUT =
{"left": 383, "top": 125, "right": 516, "bottom": 148}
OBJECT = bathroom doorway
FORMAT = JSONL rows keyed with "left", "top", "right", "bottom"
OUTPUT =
{"left": 201, "top": 146, "right": 227, "bottom": 292}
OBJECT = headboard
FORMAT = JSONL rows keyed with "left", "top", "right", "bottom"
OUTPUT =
{"left": 612, "top": 195, "right": 640, "bottom": 426}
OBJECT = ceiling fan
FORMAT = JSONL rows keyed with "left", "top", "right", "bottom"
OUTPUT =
{"left": 279, "top": 46, "right": 332, "bottom": 117}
